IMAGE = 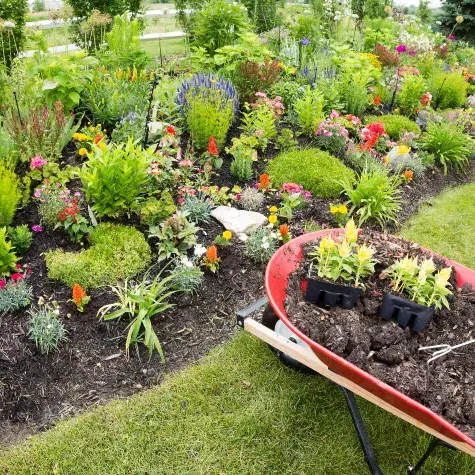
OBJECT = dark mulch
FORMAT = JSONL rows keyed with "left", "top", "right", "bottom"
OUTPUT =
{"left": 1, "top": 138, "right": 474, "bottom": 446}
{"left": 285, "top": 230, "right": 475, "bottom": 439}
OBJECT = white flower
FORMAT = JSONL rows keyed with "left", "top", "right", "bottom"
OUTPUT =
{"left": 54, "top": 308, "right": 60, "bottom": 316}
{"left": 4, "top": 21, "right": 15, "bottom": 29}
{"left": 270, "top": 232, "right": 277, "bottom": 239}
{"left": 262, "top": 242, "right": 270, "bottom": 249}
{"left": 436, "top": 21, "right": 441, "bottom": 25}
{"left": 180, "top": 257, "right": 193, "bottom": 268}
{"left": 194, "top": 244, "right": 206, "bottom": 257}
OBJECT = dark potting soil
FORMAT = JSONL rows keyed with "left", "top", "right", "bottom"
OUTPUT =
{"left": 285, "top": 230, "right": 475, "bottom": 439}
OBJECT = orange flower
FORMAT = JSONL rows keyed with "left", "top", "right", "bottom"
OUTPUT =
{"left": 72, "top": 283, "right": 87, "bottom": 306}
{"left": 259, "top": 173, "right": 271, "bottom": 190}
{"left": 94, "top": 133, "right": 103, "bottom": 144}
{"left": 208, "top": 137, "right": 219, "bottom": 156}
{"left": 403, "top": 169, "right": 414, "bottom": 181}
{"left": 206, "top": 245, "right": 219, "bottom": 262}
{"left": 279, "top": 224, "right": 289, "bottom": 237}
{"left": 373, "top": 95, "right": 381, "bottom": 105}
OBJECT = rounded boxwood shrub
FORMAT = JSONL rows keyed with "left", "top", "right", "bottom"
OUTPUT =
{"left": 364, "top": 114, "right": 420, "bottom": 140}
{"left": 428, "top": 71, "right": 467, "bottom": 110}
{"left": 45, "top": 224, "right": 151, "bottom": 289}
{"left": 266, "top": 148, "right": 353, "bottom": 198}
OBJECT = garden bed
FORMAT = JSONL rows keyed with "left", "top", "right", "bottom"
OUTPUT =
{"left": 285, "top": 229, "right": 475, "bottom": 438}
{"left": 1, "top": 151, "right": 473, "bottom": 446}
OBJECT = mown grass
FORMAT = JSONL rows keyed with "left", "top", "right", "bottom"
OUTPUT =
{"left": 1, "top": 183, "right": 475, "bottom": 474}
{"left": 401, "top": 182, "right": 475, "bottom": 270}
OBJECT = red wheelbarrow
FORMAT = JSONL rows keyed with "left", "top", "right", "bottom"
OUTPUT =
{"left": 236, "top": 229, "right": 475, "bottom": 474}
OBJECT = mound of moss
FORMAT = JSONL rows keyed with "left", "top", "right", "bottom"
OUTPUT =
{"left": 46, "top": 224, "right": 151, "bottom": 289}
{"left": 266, "top": 148, "right": 353, "bottom": 197}
{"left": 364, "top": 114, "right": 420, "bottom": 140}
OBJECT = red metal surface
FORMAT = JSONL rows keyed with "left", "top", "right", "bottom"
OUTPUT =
{"left": 265, "top": 229, "right": 475, "bottom": 449}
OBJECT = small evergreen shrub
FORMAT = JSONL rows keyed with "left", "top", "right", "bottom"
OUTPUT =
{"left": 364, "top": 115, "right": 420, "bottom": 140}
{"left": 266, "top": 148, "right": 353, "bottom": 197}
{"left": 428, "top": 71, "right": 467, "bottom": 110}
{"left": 45, "top": 224, "right": 152, "bottom": 289}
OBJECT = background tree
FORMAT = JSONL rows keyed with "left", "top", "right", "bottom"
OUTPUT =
{"left": 439, "top": 0, "right": 475, "bottom": 43}
{"left": 418, "top": 0, "right": 432, "bottom": 23}
{"left": 240, "top": 0, "right": 279, "bottom": 33}
{"left": 0, "top": 0, "right": 28, "bottom": 69}
{"left": 64, "top": 0, "right": 145, "bottom": 52}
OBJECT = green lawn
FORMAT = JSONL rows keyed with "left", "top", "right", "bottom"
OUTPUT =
{"left": 1, "top": 183, "right": 475, "bottom": 474}
{"left": 400, "top": 182, "right": 475, "bottom": 270}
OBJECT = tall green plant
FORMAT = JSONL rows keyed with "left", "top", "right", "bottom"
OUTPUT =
{"left": 0, "top": 163, "right": 21, "bottom": 226}
{"left": 0, "top": 0, "right": 28, "bottom": 68}
{"left": 79, "top": 139, "right": 154, "bottom": 217}
{"left": 294, "top": 87, "right": 324, "bottom": 137}
{"left": 192, "top": 1, "right": 251, "bottom": 55}
{"left": 241, "top": 0, "right": 279, "bottom": 33}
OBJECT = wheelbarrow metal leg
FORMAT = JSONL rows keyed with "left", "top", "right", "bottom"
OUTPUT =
{"left": 338, "top": 385, "right": 383, "bottom": 475}
{"left": 408, "top": 437, "right": 456, "bottom": 474}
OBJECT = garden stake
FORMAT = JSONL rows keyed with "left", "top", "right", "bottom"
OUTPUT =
{"left": 142, "top": 73, "right": 159, "bottom": 148}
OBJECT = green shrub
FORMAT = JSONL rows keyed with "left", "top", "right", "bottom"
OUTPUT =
{"left": 7, "top": 225, "right": 32, "bottom": 254}
{"left": 266, "top": 148, "right": 353, "bottom": 198}
{"left": 45, "top": 224, "right": 152, "bottom": 289}
{"left": 340, "top": 167, "right": 403, "bottom": 228}
{"left": 419, "top": 122, "right": 473, "bottom": 174}
{"left": 0, "top": 227, "right": 18, "bottom": 277}
{"left": 0, "top": 0, "right": 28, "bottom": 68}
{"left": 364, "top": 114, "right": 420, "bottom": 140}
{"left": 241, "top": 0, "right": 279, "bottom": 32}
{"left": 268, "top": 80, "right": 304, "bottom": 114}
{"left": 79, "top": 139, "right": 154, "bottom": 218}
{"left": 428, "top": 71, "right": 467, "bottom": 109}
{"left": 192, "top": 0, "right": 251, "bottom": 55}
{"left": 397, "top": 74, "right": 426, "bottom": 117}
{"left": 0, "top": 163, "right": 21, "bottom": 226}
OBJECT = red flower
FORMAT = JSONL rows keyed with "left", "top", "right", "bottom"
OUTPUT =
{"left": 94, "top": 133, "right": 103, "bottom": 144}
{"left": 207, "top": 137, "right": 219, "bottom": 156}
{"left": 366, "top": 122, "right": 385, "bottom": 136}
{"left": 373, "top": 95, "right": 381, "bottom": 105}
{"left": 10, "top": 273, "right": 24, "bottom": 281}
{"left": 58, "top": 211, "right": 66, "bottom": 222}
{"left": 166, "top": 125, "right": 176, "bottom": 136}
{"left": 15, "top": 263, "right": 21, "bottom": 269}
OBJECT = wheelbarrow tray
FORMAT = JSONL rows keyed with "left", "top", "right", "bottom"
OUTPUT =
{"left": 263, "top": 229, "right": 475, "bottom": 457}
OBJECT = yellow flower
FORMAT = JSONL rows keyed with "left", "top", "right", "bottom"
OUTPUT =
{"left": 345, "top": 219, "right": 358, "bottom": 243}
{"left": 382, "top": 155, "right": 390, "bottom": 165}
{"left": 338, "top": 242, "right": 351, "bottom": 258}
{"left": 268, "top": 215, "right": 278, "bottom": 224}
{"left": 73, "top": 133, "right": 89, "bottom": 142}
{"left": 397, "top": 145, "right": 410, "bottom": 155}
{"left": 420, "top": 258, "right": 435, "bottom": 275}
{"left": 357, "top": 245, "right": 374, "bottom": 262}
{"left": 278, "top": 62, "right": 284, "bottom": 68}
{"left": 338, "top": 205, "right": 348, "bottom": 214}
{"left": 330, "top": 205, "right": 339, "bottom": 214}
{"left": 319, "top": 236, "right": 335, "bottom": 253}
{"left": 78, "top": 148, "right": 88, "bottom": 156}
{"left": 269, "top": 206, "right": 278, "bottom": 213}
{"left": 98, "top": 142, "right": 107, "bottom": 151}
{"left": 437, "top": 267, "right": 452, "bottom": 283}
{"left": 289, "top": 67, "right": 296, "bottom": 75}
{"left": 456, "top": 15, "right": 464, "bottom": 23}
{"left": 222, "top": 230, "right": 232, "bottom": 240}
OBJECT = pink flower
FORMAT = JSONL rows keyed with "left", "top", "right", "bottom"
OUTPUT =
{"left": 0, "top": 280, "right": 6, "bottom": 290}
{"left": 330, "top": 110, "right": 339, "bottom": 119}
{"left": 179, "top": 159, "right": 194, "bottom": 167}
{"left": 408, "top": 50, "right": 416, "bottom": 56}
{"left": 30, "top": 155, "right": 48, "bottom": 170}
{"left": 235, "top": 193, "right": 242, "bottom": 200}
{"left": 32, "top": 225, "right": 43, "bottom": 232}
{"left": 256, "top": 129, "right": 264, "bottom": 137}
{"left": 396, "top": 44, "right": 407, "bottom": 53}
{"left": 10, "top": 273, "right": 24, "bottom": 281}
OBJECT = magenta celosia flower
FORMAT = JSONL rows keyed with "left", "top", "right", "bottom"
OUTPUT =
{"left": 30, "top": 155, "right": 48, "bottom": 170}
{"left": 0, "top": 279, "right": 6, "bottom": 290}
{"left": 408, "top": 50, "right": 416, "bottom": 56}
{"left": 32, "top": 225, "right": 43, "bottom": 232}
{"left": 448, "top": 35, "right": 456, "bottom": 41}
{"left": 395, "top": 44, "right": 407, "bottom": 53}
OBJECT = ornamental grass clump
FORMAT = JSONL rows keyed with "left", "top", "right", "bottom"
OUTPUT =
{"left": 419, "top": 122, "right": 473, "bottom": 175}
{"left": 176, "top": 73, "right": 239, "bottom": 150}
{"left": 340, "top": 167, "right": 403, "bottom": 229}
{"left": 311, "top": 219, "right": 376, "bottom": 288}
{"left": 383, "top": 257, "right": 453, "bottom": 310}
